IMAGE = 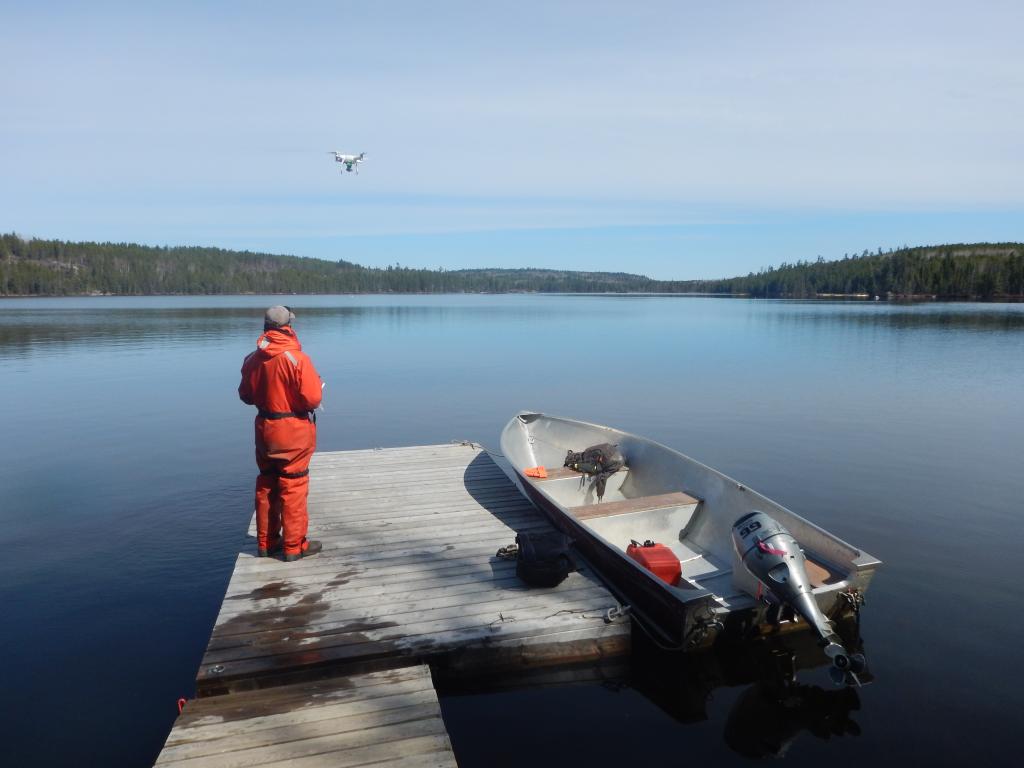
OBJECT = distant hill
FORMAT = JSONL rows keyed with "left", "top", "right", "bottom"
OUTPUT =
{"left": 1, "top": 234, "right": 1021, "bottom": 299}
{"left": 0, "top": 234, "right": 664, "bottom": 296}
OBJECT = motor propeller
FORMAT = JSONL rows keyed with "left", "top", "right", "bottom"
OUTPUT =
{"left": 732, "top": 511, "right": 867, "bottom": 686}
{"left": 825, "top": 642, "right": 868, "bottom": 686}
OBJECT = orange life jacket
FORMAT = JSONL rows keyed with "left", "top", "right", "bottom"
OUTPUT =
{"left": 238, "top": 327, "right": 323, "bottom": 416}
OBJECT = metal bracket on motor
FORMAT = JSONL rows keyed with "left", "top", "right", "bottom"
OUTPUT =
{"left": 831, "top": 587, "right": 866, "bottom": 624}
{"left": 684, "top": 611, "right": 725, "bottom": 650}
{"left": 841, "top": 588, "right": 865, "bottom": 612}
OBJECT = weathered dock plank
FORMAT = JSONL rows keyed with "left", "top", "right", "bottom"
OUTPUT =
{"left": 197, "top": 443, "right": 630, "bottom": 695}
{"left": 156, "top": 665, "right": 457, "bottom": 767}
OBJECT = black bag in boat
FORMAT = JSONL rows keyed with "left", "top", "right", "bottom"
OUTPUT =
{"left": 515, "top": 531, "right": 574, "bottom": 588}
{"left": 564, "top": 442, "right": 625, "bottom": 500}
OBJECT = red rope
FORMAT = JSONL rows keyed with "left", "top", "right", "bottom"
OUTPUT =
{"left": 177, "top": 697, "right": 187, "bottom": 715}
{"left": 756, "top": 538, "right": 787, "bottom": 556}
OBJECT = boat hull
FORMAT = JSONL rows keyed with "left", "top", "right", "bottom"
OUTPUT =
{"left": 499, "top": 412, "right": 881, "bottom": 649}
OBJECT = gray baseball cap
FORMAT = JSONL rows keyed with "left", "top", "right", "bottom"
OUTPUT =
{"left": 264, "top": 305, "right": 295, "bottom": 328}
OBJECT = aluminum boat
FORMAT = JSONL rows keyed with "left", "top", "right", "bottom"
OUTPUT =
{"left": 500, "top": 412, "right": 881, "bottom": 650}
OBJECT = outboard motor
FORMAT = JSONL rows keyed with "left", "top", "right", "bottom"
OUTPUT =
{"left": 732, "top": 511, "right": 866, "bottom": 685}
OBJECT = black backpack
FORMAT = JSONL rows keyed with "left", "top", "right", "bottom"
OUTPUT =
{"left": 564, "top": 443, "right": 625, "bottom": 500}
{"left": 515, "top": 531, "right": 574, "bottom": 588}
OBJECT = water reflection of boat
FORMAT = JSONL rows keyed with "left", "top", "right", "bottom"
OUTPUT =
{"left": 725, "top": 679, "right": 861, "bottom": 758}
{"left": 500, "top": 412, "right": 881, "bottom": 654}
{"left": 631, "top": 620, "right": 868, "bottom": 757}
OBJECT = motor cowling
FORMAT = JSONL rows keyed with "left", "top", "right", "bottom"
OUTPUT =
{"left": 732, "top": 511, "right": 863, "bottom": 683}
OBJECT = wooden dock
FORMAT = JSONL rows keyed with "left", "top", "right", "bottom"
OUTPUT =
{"left": 156, "top": 443, "right": 630, "bottom": 766}
{"left": 156, "top": 666, "right": 457, "bottom": 767}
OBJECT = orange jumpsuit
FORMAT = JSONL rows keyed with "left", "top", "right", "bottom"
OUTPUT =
{"left": 238, "top": 327, "right": 323, "bottom": 556}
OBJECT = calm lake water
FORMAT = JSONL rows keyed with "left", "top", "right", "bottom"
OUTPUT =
{"left": 1, "top": 295, "right": 1022, "bottom": 766}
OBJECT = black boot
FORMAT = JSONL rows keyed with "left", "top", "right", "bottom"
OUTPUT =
{"left": 257, "top": 541, "right": 283, "bottom": 558}
{"left": 284, "top": 539, "right": 323, "bottom": 562}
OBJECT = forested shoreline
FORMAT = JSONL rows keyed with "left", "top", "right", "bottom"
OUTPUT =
{"left": 687, "top": 244, "right": 1024, "bottom": 299}
{"left": 1, "top": 234, "right": 1021, "bottom": 299}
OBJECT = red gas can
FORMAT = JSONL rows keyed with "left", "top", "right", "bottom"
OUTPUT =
{"left": 626, "top": 541, "right": 681, "bottom": 585}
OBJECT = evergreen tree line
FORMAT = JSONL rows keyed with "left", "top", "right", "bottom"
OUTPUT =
{"left": 0, "top": 235, "right": 654, "bottom": 295}
{"left": 673, "top": 244, "right": 1024, "bottom": 299}
{"left": 1, "top": 234, "right": 1021, "bottom": 298}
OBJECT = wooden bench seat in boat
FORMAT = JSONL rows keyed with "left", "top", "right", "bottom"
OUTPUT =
{"left": 804, "top": 558, "right": 836, "bottom": 586}
{"left": 531, "top": 466, "right": 630, "bottom": 482}
{"left": 570, "top": 491, "right": 700, "bottom": 520}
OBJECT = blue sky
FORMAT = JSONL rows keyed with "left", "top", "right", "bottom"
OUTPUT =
{"left": 2, "top": 1, "right": 1021, "bottom": 279}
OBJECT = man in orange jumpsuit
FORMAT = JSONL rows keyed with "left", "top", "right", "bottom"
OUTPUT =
{"left": 238, "top": 306, "right": 324, "bottom": 561}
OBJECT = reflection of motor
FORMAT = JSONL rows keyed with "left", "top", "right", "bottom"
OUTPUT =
{"left": 732, "top": 511, "right": 867, "bottom": 685}
{"left": 724, "top": 680, "right": 862, "bottom": 758}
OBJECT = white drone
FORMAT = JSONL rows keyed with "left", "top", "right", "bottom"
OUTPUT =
{"left": 328, "top": 151, "right": 367, "bottom": 174}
